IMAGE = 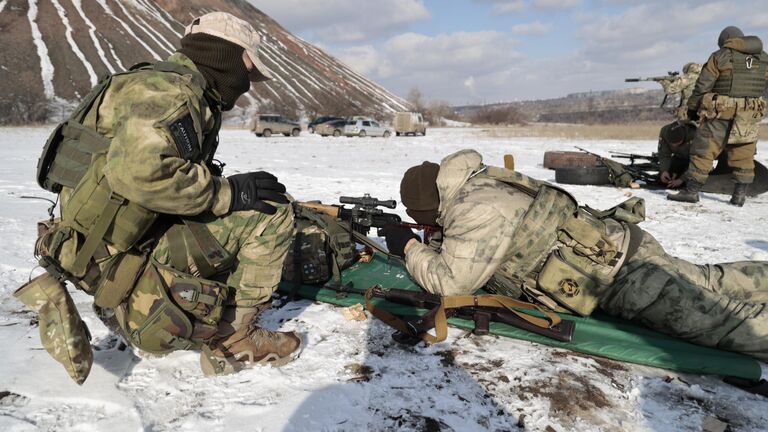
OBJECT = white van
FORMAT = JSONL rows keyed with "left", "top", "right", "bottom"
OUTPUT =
{"left": 394, "top": 112, "right": 427, "bottom": 136}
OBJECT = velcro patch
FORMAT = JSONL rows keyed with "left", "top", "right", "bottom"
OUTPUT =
{"left": 168, "top": 113, "right": 200, "bottom": 161}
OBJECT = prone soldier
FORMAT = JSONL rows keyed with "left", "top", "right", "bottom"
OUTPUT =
{"left": 382, "top": 149, "right": 768, "bottom": 362}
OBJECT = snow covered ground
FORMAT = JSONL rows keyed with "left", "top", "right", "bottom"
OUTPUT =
{"left": 1, "top": 126, "right": 767, "bottom": 431}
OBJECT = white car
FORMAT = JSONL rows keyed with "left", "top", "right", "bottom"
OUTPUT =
{"left": 342, "top": 118, "right": 392, "bottom": 137}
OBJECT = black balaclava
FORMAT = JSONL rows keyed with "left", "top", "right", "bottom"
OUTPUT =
{"left": 400, "top": 162, "right": 441, "bottom": 226}
{"left": 718, "top": 26, "right": 744, "bottom": 48}
{"left": 179, "top": 33, "right": 251, "bottom": 111}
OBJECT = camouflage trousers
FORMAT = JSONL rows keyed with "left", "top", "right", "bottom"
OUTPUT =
{"left": 151, "top": 204, "right": 294, "bottom": 307}
{"left": 686, "top": 118, "right": 757, "bottom": 184}
{"left": 600, "top": 229, "right": 768, "bottom": 361}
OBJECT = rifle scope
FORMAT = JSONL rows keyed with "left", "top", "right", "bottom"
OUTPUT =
{"left": 340, "top": 195, "right": 397, "bottom": 209}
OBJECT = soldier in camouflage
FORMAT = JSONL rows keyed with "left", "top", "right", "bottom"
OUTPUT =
{"left": 669, "top": 26, "right": 768, "bottom": 206}
{"left": 657, "top": 120, "right": 697, "bottom": 188}
{"left": 16, "top": 12, "right": 301, "bottom": 382}
{"left": 660, "top": 62, "right": 702, "bottom": 121}
{"left": 382, "top": 149, "right": 768, "bottom": 361}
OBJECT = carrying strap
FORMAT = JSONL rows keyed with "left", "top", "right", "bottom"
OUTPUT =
{"left": 365, "top": 288, "right": 560, "bottom": 344}
{"left": 70, "top": 192, "right": 125, "bottom": 277}
{"left": 165, "top": 220, "right": 231, "bottom": 278}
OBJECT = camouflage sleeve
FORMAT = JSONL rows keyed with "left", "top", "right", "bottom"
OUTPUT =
{"left": 103, "top": 79, "right": 231, "bottom": 216}
{"left": 404, "top": 202, "right": 516, "bottom": 296}
{"left": 660, "top": 73, "right": 697, "bottom": 95}
{"left": 688, "top": 53, "right": 720, "bottom": 110}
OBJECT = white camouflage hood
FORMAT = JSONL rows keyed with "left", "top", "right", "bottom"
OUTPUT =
{"left": 435, "top": 149, "right": 485, "bottom": 225}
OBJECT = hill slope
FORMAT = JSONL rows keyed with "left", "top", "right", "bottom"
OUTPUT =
{"left": 0, "top": 0, "right": 408, "bottom": 124}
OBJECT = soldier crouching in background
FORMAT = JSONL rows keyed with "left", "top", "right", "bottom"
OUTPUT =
{"left": 669, "top": 26, "right": 768, "bottom": 206}
{"left": 657, "top": 120, "right": 697, "bottom": 188}
{"left": 381, "top": 149, "right": 768, "bottom": 361}
{"left": 16, "top": 12, "right": 301, "bottom": 384}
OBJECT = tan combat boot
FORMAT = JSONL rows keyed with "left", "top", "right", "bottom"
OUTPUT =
{"left": 200, "top": 305, "right": 303, "bottom": 376}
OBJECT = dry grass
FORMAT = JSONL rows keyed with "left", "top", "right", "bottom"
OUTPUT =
{"left": 470, "top": 122, "right": 768, "bottom": 141}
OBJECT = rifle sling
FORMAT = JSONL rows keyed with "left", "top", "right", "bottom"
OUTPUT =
{"left": 364, "top": 288, "right": 570, "bottom": 344}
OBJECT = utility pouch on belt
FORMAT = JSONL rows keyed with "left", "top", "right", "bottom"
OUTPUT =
{"left": 93, "top": 251, "right": 148, "bottom": 309}
{"left": 13, "top": 274, "right": 93, "bottom": 385}
{"left": 118, "top": 260, "right": 226, "bottom": 354}
{"left": 729, "top": 97, "right": 766, "bottom": 145}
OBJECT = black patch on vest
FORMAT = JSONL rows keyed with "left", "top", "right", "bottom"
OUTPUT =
{"left": 168, "top": 113, "right": 200, "bottom": 161}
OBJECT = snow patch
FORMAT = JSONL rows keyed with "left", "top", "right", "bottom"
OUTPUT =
{"left": 0, "top": 0, "right": 7, "bottom": 13}
{"left": 71, "top": 0, "right": 116, "bottom": 74}
{"left": 51, "top": 0, "right": 98, "bottom": 87}
{"left": 94, "top": 0, "right": 161, "bottom": 60}
{"left": 27, "top": 0, "right": 55, "bottom": 99}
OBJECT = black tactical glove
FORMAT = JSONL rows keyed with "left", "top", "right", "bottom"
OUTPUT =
{"left": 687, "top": 108, "right": 700, "bottom": 122}
{"left": 227, "top": 171, "right": 289, "bottom": 214}
{"left": 379, "top": 226, "right": 420, "bottom": 258}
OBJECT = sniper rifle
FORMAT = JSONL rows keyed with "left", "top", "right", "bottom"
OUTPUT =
{"left": 298, "top": 194, "right": 441, "bottom": 244}
{"left": 625, "top": 71, "right": 681, "bottom": 107}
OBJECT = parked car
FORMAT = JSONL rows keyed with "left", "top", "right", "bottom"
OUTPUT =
{"left": 308, "top": 116, "right": 344, "bottom": 133}
{"left": 316, "top": 119, "right": 348, "bottom": 137}
{"left": 342, "top": 118, "right": 392, "bottom": 137}
{"left": 251, "top": 114, "right": 301, "bottom": 137}
{"left": 394, "top": 112, "right": 427, "bottom": 136}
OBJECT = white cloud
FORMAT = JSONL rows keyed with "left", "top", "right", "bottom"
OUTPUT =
{"left": 332, "top": 30, "right": 523, "bottom": 104}
{"left": 511, "top": 20, "right": 553, "bottom": 35}
{"left": 533, "top": 0, "right": 581, "bottom": 9}
{"left": 251, "top": 0, "right": 430, "bottom": 43}
{"left": 474, "top": 0, "right": 526, "bottom": 15}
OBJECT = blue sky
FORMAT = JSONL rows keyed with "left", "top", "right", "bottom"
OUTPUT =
{"left": 252, "top": 0, "right": 768, "bottom": 105}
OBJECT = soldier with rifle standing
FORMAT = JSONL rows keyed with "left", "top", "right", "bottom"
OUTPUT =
{"left": 625, "top": 63, "right": 701, "bottom": 121}
{"left": 668, "top": 26, "right": 768, "bottom": 206}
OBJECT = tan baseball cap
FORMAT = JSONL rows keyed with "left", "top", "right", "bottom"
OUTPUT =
{"left": 185, "top": 12, "right": 274, "bottom": 82}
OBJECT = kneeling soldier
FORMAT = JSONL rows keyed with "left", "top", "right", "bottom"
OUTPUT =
{"left": 382, "top": 149, "right": 768, "bottom": 362}
{"left": 17, "top": 12, "right": 300, "bottom": 383}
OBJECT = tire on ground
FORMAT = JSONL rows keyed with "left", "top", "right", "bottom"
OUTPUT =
{"left": 543, "top": 151, "right": 600, "bottom": 169}
{"left": 555, "top": 166, "right": 611, "bottom": 185}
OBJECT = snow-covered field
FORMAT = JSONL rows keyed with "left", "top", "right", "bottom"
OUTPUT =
{"left": 1, "top": 127, "right": 767, "bottom": 431}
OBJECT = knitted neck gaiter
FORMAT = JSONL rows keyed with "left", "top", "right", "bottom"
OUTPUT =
{"left": 178, "top": 33, "right": 251, "bottom": 111}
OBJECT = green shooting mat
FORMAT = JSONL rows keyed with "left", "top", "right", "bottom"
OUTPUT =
{"left": 278, "top": 253, "right": 763, "bottom": 380}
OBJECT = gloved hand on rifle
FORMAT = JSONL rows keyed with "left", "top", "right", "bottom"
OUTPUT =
{"left": 227, "top": 171, "right": 289, "bottom": 215}
{"left": 379, "top": 226, "right": 420, "bottom": 257}
{"left": 687, "top": 108, "right": 700, "bottom": 122}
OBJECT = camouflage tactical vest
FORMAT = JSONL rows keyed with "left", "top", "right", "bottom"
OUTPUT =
{"left": 38, "top": 61, "right": 221, "bottom": 280}
{"left": 712, "top": 50, "right": 768, "bottom": 98}
{"left": 477, "top": 165, "right": 643, "bottom": 316}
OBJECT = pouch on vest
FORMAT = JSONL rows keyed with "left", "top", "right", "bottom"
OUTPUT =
{"left": 61, "top": 156, "right": 157, "bottom": 277}
{"left": 729, "top": 97, "right": 765, "bottom": 144}
{"left": 583, "top": 197, "right": 646, "bottom": 225}
{"left": 13, "top": 273, "right": 93, "bottom": 385}
{"left": 536, "top": 250, "right": 611, "bottom": 316}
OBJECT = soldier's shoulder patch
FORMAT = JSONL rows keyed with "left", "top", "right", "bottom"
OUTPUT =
{"left": 167, "top": 111, "right": 200, "bottom": 161}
